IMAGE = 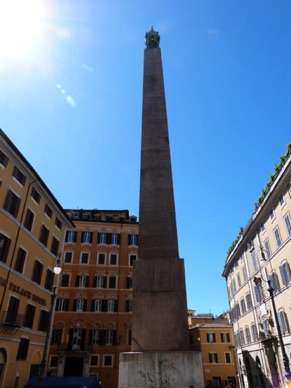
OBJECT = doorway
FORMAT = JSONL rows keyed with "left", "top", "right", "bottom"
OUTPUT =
{"left": 64, "top": 357, "right": 84, "bottom": 376}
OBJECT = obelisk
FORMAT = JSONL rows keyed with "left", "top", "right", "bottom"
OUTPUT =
{"left": 118, "top": 28, "right": 203, "bottom": 388}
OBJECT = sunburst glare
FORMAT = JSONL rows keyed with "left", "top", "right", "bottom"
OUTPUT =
{"left": 0, "top": 0, "right": 46, "bottom": 64}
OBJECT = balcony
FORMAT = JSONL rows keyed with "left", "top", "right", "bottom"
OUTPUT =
{"left": 0, "top": 311, "right": 24, "bottom": 327}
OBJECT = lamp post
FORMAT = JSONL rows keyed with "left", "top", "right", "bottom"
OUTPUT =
{"left": 37, "top": 258, "right": 62, "bottom": 388}
{"left": 257, "top": 250, "right": 291, "bottom": 384}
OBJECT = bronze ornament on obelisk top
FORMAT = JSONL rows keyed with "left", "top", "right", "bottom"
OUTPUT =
{"left": 118, "top": 28, "right": 203, "bottom": 388}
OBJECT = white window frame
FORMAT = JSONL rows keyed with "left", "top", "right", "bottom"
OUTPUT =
{"left": 76, "top": 299, "right": 84, "bottom": 311}
{"left": 284, "top": 213, "right": 291, "bottom": 236}
{"left": 274, "top": 226, "right": 282, "bottom": 248}
{"left": 94, "top": 299, "right": 102, "bottom": 312}
{"left": 103, "top": 354, "right": 113, "bottom": 367}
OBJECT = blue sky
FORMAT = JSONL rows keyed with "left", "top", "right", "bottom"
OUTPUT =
{"left": 1, "top": 0, "right": 291, "bottom": 316}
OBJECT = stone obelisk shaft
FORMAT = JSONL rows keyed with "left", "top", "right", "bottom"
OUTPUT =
{"left": 132, "top": 45, "right": 190, "bottom": 352}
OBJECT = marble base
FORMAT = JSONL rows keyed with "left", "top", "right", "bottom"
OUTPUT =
{"left": 118, "top": 351, "right": 203, "bottom": 388}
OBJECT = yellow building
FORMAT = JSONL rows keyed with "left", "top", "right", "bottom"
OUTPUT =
{"left": 0, "top": 129, "right": 74, "bottom": 388}
{"left": 189, "top": 311, "right": 238, "bottom": 387}
{"left": 48, "top": 209, "right": 138, "bottom": 388}
{"left": 223, "top": 143, "right": 291, "bottom": 388}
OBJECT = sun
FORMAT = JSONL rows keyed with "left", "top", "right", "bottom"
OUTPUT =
{"left": 0, "top": 0, "right": 45, "bottom": 63}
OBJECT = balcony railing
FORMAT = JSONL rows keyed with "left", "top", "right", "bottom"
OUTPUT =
{"left": 0, "top": 311, "right": 24, "bottom": 327}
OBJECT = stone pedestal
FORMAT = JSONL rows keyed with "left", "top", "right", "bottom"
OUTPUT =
{"left": 118, "top": 351, "right": 204, "bottom": 388}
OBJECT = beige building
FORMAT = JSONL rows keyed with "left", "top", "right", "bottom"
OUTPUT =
{"left": 0, "top": 129, "right": 73, "bottom": 387}
{"left": 48, "top": 209, "right": 138, "bottom": 388}
{"left": 189, "top": 310, "right": 238, "bottom": 387}
{"left": 222, "top": 143, "right": 291, "bottom": 387}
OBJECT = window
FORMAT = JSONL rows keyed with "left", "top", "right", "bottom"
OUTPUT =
{"left": 38, "top": 310, "right": 50, "bottom": 332}
{"left": 31, "top": 187, "right": 41, "bottom": 203}
{"left": 0, "top": 150, "right": 9, "bottom": 167}
{"left": 32, "top": 260, "right": 43, "bottom": 284}
{"left": 278, "top": 309, "right": 289, "bottom": 333}
{"left": 64, "top": 251, "right": 73, "bottom": 263}
{"left": 39, "top": 225, "right": 49, "bottom": 247}
{"left": 111, "top": 233, "right": 119, "bottom": 245}
{"left": 81, "top": 252, "right": 89, "bottom": 264}
{"left": 251, "top": 323, "right": 258, "bottom": 342}
{"left": 274, "top": 226, "right": 282, "bottom": 248}
{"left": 103, "top": 355, "right": 113, "bottom": 367}
{"left": 23, "top": 304, "right": 36, "bottom": 329}
{"left": 128, "top": 234, "right": 138, "bottom": 246}
{"left": 91, "top": 355, "right": 99, "bottom": 366}
{"left": 245, "top": 327, "right": 251, "bottom": 344}
{"left": 95, "top": 275, "right": 106, "bottom": 288}
{"left": 75, "top": 299, "right": 86, "bottom": 312}
{"left": 254, "top": 282, "right": 264, "bottom": 304}
{"left": 0, "top": 233, "right": 11, "bottom": 263}
{"left": 251, "top": 253, "right": 258, "bottom": 272}
{"left": 269, "top": 208, "right": 275, "bottom": 221}
{"left": 17, "top": 338, "right": 29, "bottom": 360}
{"left": 221, "top": 333, "right": 230, "bottom": 343}
{"left": 4, "top": 190, "right": 21, "bottom": 217}
{"left": 106, "top": 330, "right": 115, "bottom": 345}
{"left": 81, "top": 232, "right": 92, "bottom": 244}
{"left": 110, "top": 254, "right": 117, "bottom": 265}
{"left": 260, "top": 222, "right": 266, "bottom": 233}
{"left": 61, "top": 274, "right": 70, "bottom": 287}
{"left": 44, "top": 269, "right": 54, "bottom": 290}
{"left": 90, "top": 330, "right": 100, "bottom": 345}
{"left": 225, "top": 353, "right": 231, "bottom": 363}
{"left": 55, "top": 217, "right": 62, "bottom": 230}
{"left": 279, "top": 193, "right": 285, "bottom": 207}
{"left": 13, "top": 166, "right": 26, "bottom": 185}
{"left": 51, "top": 237, "right": 59, "bottom": 256}
{"left": 129, "top": 254, "right": 137, "bottom": 266}
{"left": 127, "top": 276, "right": 133, "bottom": 289}
{"left": 98, "top": 253, "right": 105, "bottom": 265}
{"left": 246, "top": 293, "right": 253, "bottom": 310}
{"left": 70, "top": 328, "right": 84, "bottom": 350}
{"left": 263, "top": 319, "right": 270, "bottom": 338}
{"left": 237, "top": 274, "right": 241, "bottom": 288}
{"left": 44, "top": 204, "right": 53, "bottom": 218}
{"left": 93, "top": 299, "right": 102, "bottom": 312}
{"left": 65, "top": 231, "right": 77, "bottom": 243}
{"left": 98, "top": 233, "right": 107, "bottom": 244}
{"left": 24, "top": 209, "right": 34, "bottom": 231}
{"left": 126, "top": 300, "right": 133, "bottom": 312}
{"left": 14, "top": 247, "right": 26, "bottom": 273}
{"left": 279, "top": 261, "right": 291, "bottom": 286}
{"left": 50, "top": 356, "right": 59, "bottom": 367}
{"left": 108, "top": 276, "right": 116, "bottom": 289}
{"left": 209, "top": 353, "right": 218, "bottom": 363}
{"left": 76, "top": 275, "right": 89, "bottom": 288}
{"left": 207, "top": 333, "right": 216, "bottom": 343}
{"left": 239, "top": 329, "right": 245, "bottom": 346}
{"left": 6, "top": 296, "right": 20, "bottom": 325}
{"left": 264, "top": 238, "right": 271, "bottom": 258}
{"left": 269, "top": 271, "right": 280, "bottom": 293}
{"left": 232, "top": 279, "right": 236, "bottom": 293}
{"left": 284, "top": 213, "right": 291, "bottom": 236}
{"left": 240, "top": 298, "right": 246, "bottom": 314}
{"left": 55, "top": 298, "right": 69, "bottom": 311}
{"left": 107, "top": 299, "right": 117, "bottom": 312}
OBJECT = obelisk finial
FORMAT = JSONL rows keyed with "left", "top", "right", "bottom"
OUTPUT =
{"left": 144, "top": 26, "right": 160, "bottom": 48}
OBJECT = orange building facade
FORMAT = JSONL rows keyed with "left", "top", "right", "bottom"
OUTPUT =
{"left": 189, "top": 311, "right": 238, "bottom": 387}
{"left": 48, "top": 209, "right": 138, "bottom": 388}
{"left": 0, "top": 129, "right": 73, "bottom": 388}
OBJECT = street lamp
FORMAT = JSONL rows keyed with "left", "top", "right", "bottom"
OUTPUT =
{"left": 37, "top": 257, "right": 62, "bottom": 388}
{"left": 256, "top": 249, "right": 291, "bottom": 384}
